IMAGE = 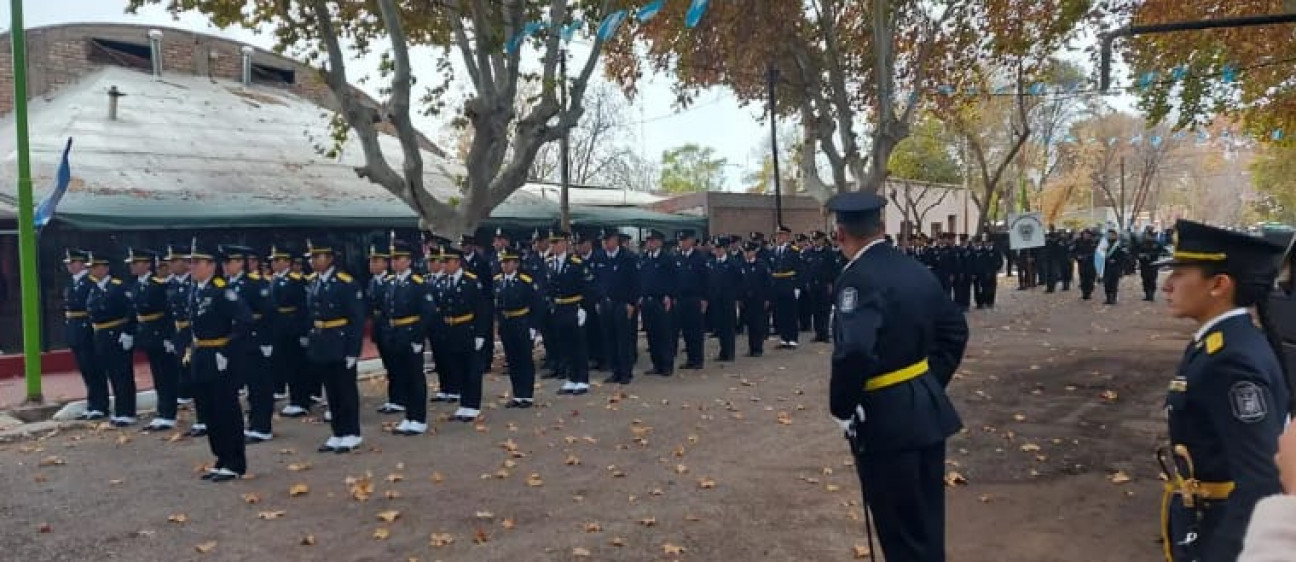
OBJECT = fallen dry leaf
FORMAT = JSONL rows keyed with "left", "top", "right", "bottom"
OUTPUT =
{"left": 1013, "top": 413, "right": 1027, "bottom": 422}
{"left": 565, "top": 454, "right": 581, "bottom": 466}
{"left": 430, "top": 472, "right": 444, "bottom": 484}
{"left": 638, "top": 517, "right": 657, "bottom": 527}
{"left": 685, "top": 514, "right": 701, "bottom": 522}
{"left": 585, "top": 521, "right": 602, "bottom": 532}
{"left": 611, "top": 537, "right": 627, "bottom": 547}
{"left": 853, "top": 544, "right": 872, "bottom": 558}
{"left": 944, "top": 472, "right": 968, "bottom": 487}
{"left": 373, "top": 528, "right": 390, "bottom": 541}
{"left": 386, "top": 473, "right": 404, "bottom": 483}
{"left": 38, "top": 456, "right": 65, "bottom": 467}
{"left": 1020, "top": 443, "right": 1041, "bottom": 453}
{"left": 776, "top": 411, "right": 793, "bottom": 425}
{"left": 287, "top": 463, "right": 310, "bottom": 472}
{"left": 825, "top": 484, "right": 841, "bottom": 493}
{"left": 242, "top": 493, "right": 261, "bottom": 505}
{"left": 1100, "top": 390, "right": 1119, "bottom": 402}
{"left": 526, "top": 473, "right": 544, "bottom": 487}
{"left": 257, "top": 510, "right": 286, "bottom": 520}
{"left": 663, "top": 543, "right": 686, "bottom": 556}
{"left": 116, "top": 434, "right": 132, "bottom": 445}
{"left": 300, "top": 535, "right": 316, "bottom": 546}
{"left": 698, "top": 477, "right": 716, "bottom": 489}
{"left": 429, "top": 532, "right": 455, "bottom": 547}
{"left": 376, "top": 510, "right": 401, "bottom": 523}
{"left": 473, "top": 528, "right": 489, "bottom": 544}
{"left": 195, "top": 541, "right": 217, "bottom": 554}
{"left": 168, "top": 513, "right": 188, "bottom": 524}
{"left": 675, "top": 464, "right": 689, "bottom": 475}
{"left": 384, "top": 490, "right": 402, "bottom": 500}
{"left": 573, "top": 547, "right": 592, "bottom": 557}
{"left": 38, "top": 523, "right": 53, "bottom": 533}
{"left": 475, "top": 511, "right": 495, "bottom": 520}
{"left": 1109, "top": 471, "right": 1132, "bottom": 484}
{"left": 501, "top": 517, "right": 516, "bottom": 530}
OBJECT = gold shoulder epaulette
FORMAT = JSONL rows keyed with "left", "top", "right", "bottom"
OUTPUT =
{"left": 493, "top": 273, "right": 503, "bottom": 281}
{"left": 464, "top": 271, "right": 478, "bottom": 280}
{"left": 412, "top": 274, "right": 424, "bottom": 284}
{"left": 110, "top": 278, "right": 122, "bottom": 285}
{"left": 305, "top": 272, "right": 316, "bottom": 280}
{"left": 213, "top": 277, "right": 227, "bottom": 288}
{"left": 151, "top": 276, "right": 166, "bottom": 284}
{"left": 1205, "top": 331, "right": 1224, "bottom": 355}
{"left": 519, "top": 273, "right": 533, "bottom": 283}
{"left": 289, "top": 272, "right": 303, "bottom": 280}
{"left": 337, "top": 272, "right": 354, "bottom": 283}
{"left": 570, "top": 256, "right": 583, "bottom": 264}
{"left": 249, "top": 272, "right": 262, "bottom": 281}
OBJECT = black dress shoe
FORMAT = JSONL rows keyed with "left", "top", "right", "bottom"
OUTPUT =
{"left": 747, "top": 351, "right": 763, "bottom": 357}
{"left": 245, "top": 435, "right": 271, "bottom": 444}
{"left": 540, "top": 371, "right": 564, "bottom": 380}
{"left": 333, "top": 446, "right": 356, "bottom": 454}
{"left": 188, "top": 428, "right": 208, "bottom": 438}
{"left": 571, "top": 387, "right": 589, "bottom": 396}
{"left": 209, "top": 470, "right": 242, "bottom": 483}
{"left": 317, "top": 443, "right": 337, "bottom": 453}
{"left": 602, "top": 374, "right": 621, "bottom": 384}
{"left": 200, "top": 471, "right": 218, "bottom": 481}
{"left": 680, "top": 364, "right": 703, "bottom": 370}
{"left": 556, "top": 387, "right": 574, "bottom": 395}
{"left": 452, "top": 415, "right": 478, "bottom": 423}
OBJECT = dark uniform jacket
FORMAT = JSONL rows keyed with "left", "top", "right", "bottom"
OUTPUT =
{"left": 830, "top": 242, "right": 968, "bottom": 454}
{"left": 1165, "top": 312, "right": 1290, "bottom": 561}
{"left": 229, "top": 272, "right": 274, "bottom": 349}
{"left": 381, "top": 270, "right": 437, "bottom": 349}
{"left": 637, "top": 249, "right": 677, "bottom": 299}
{"left": 674, "top": 248, "right": 709, "bottom": 301}
{"left": 367, "top": 275, "right": 390, "bottom": 345}
{"left": 270, "top": 270, "right": 309, "bottom": 343}
{"left": 305, "top": 268, "right": 365, "bottom": 363}
{"left": 87, "top": 276, "right": 136, "bottom": 351}
{"left": 186, "top": 276, "right": 253, "bottom": 378}
{"left": 706, "top": 255, "right": 741, "bottom": 303}
{"left": 434, "top": 270, "right": 486, "bottom": 352}
{"left": 65, "top": 272, "right": 94, "bottom": 348}
{"left": 737, "top": 258, "right": 772, "bottom": 302}
{"left": 593, "top": 248, "right": 639, "bottom": 304}
{"left": 548, "top": 253, "right": 593, "bottom": 305}
{"left": 494, "top": 271, "right": 538, "bottom": 328}
{"left": 167, "top": 274, "right": 195, "bottom": 356}
{"left": 131, "top": 273, "right": 174, "bottom": 349}
{"left": 768, "top": 244, "right": 802, "bottom": 293}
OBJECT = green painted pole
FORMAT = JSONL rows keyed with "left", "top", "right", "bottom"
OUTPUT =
{"left": 10, "top": 0, "right": 43, "bottom": 402}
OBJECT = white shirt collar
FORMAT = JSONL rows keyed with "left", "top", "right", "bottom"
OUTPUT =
{"left": 504, "top": 271, "right": 516, "bottom": 281}
{"left": 73, "top": 270, "right": 89, "bottom": 282}
{"left": 177, "top": 272, "right": 191, "bottom": 282}
{"left": 273, "top": 269, "right": 288, "bottom": 279}
{"left": 1194, "top": 308, "right": 1249, "bottom": 342}
{"left": 319, "top": 267, "right": 335, "bottom": 282}
{"left": 844, "top": 238, "right": 887, "bottom": 272}
{"left": 451, "top": 269, "right": 463, "bottom": 283}
{"left": 138, "top": 273, "right": 152, "bottom": 283}
{"left": 395, "top": 269, "right": 411, "bottom": 281}
{"left": 682, "top": 248, "right": 692, "bottom": 257}
{"left": 717, "top": 254, "right": 727, "bottom": 262}
{"left": 554, "top": 252, "right": 567, "bottom": 263}
{"left": 229, "top": 271, "right": 244, "bottom": 283}
{"left": 163, "top": 273, "right": 175, "bottom": 283}
{"left": 195, "top": 276, "right": 210, "bottom": 289}
{"left": 96, "top": 275, "right": 111, "bottom": 289}
{"left": 607, "top": 248, "right": 619, "bottom": 258}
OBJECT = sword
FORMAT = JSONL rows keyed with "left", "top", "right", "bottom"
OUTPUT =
{"left": 844, "top": 407, "right": 875, "bottom": 562}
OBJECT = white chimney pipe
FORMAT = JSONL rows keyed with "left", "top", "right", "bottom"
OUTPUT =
{"left": 147, "top": 29, "right": 164, "bottom": 79}
{"left": 240, "top": 46, "right": 255, "bottom": 86}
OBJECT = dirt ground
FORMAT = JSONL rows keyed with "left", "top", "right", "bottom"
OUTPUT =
{"left": 0, "top": 275, "right": 1186, "bottom": 561}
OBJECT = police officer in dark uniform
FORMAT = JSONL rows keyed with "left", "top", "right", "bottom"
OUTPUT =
{"left": 524, "top": 230, "right": 557, "bottom": 376}
{"left": 385, "top": 239, "right": 437, "bottom": 435}
{"left": 1138, "top": 227, "right": 1169, "bottom": 302}
{"left": 1157, "top": 219, "right": 1290, "bottom": 561}
{"left": 638, "top": 230, "right": 677, "bottom": 375}
{"left": 738, "top": 241, "right": 773, "bottom": 357}
{"left": 674, "top": 231, "right": 709, "bottom": 369}
{"left": 975, "top": 236, "right": 1003, "bottom": 309}
{"left": 268, "top": 244, "right": 312, "bottom": 417}
{"left": 797, "top": 233, "right": 815, "bottom": 332}
{"left": 366, "top": 241, "right": 401, "bottom": 415}
{"left": 594, "top": 229, "right": 639, "bottom": 384}
{"left": 952, "top": 235, "right": 974, "bottom": 311}
{"left": 1073, "top": 229, "right": 1099, "bottom": 300}
{"left": 1058, "top": 230, "right": 1075, "bottom": 291}
{"left": 576, "top": 231, "right": 606, "bottom": 371}
{"left": 1042, "top": 228, "right": 1061, "bottom": 293}
{"left": 126, "top": 248, "right": 180, "bottom": 431}
{"left": 303, "top": 238, "right": 366, "bottom": 453}
{"left": 461, "top": 235, "right": 495, "bottom": 373}
{"left": 85, "top": 251, "right": 139, "bottom": 427}
{"left": 805, "top": 231, "right": 837, "bottom": 342}
{"left": 495, "top": 248, "right": 539, "bottom": 407}
{"left": 164, "top": 244, "right": 204, "bottom": 434}
{"left": 63, "top": 249, "right": 105, "bottom": 420}
{"left": 220, "top": 245, "right": 276, "bottom": 443}
{"left": 769, "top": 226, "right": 802, "bottom": 349}
{"left": 827, "top": 192, "right": 968, "bottom": 562}
{"left": 1102, "top": 229, "right": 1130, "bottom": 305}
{"left": 185, "top": 240, "right": 254, "bottom": 482}
{"left": 706, "top": 237, "right": 741, "bottom": 361}
{"left": 434, "top": 244, "right": 488, "bottom": 422}
{"left": 548, "top": 231, "right": 593, "bottom": 394}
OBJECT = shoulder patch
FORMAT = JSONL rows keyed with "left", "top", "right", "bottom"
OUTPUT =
{"left": 412, "top": 274, "right": 424, "bottom": 284}
{"left": 464, "top": 271, "right": 478, "bottom": 280}
{"left": 839, "top": 287, "right": 858, "bottom": 313}
{"left": 519, "top": 273, "right": 533, "bottom": 283}
{"left": 1229, "top": 381, "right": 1268, "bottom": 423}
{"left": 336, "top": 272, "right": 354, "bottom": 283}
{"left": 213, "top": 277, "right": 227, "bottom": 288}
{"left": 1205, "top": 331, "right": 1224, "bottom": 355}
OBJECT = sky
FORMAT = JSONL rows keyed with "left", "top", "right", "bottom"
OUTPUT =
{"left": 0, "top": 1, "right": 1135, "bottom": 192}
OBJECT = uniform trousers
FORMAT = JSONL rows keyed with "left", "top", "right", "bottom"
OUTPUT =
{"left": 1078, "top": 262, "right": 1097, "bottom": 299}
{"left": 676, "top": 296, "right": 705, "bottom": 367}
{"left": 72, "top": 342, "right": 109, "bottom": 414}
{"left": 798, "top": 290, "right": 813, "bottom": 331}
{"left": 553, "top": 303, "right": 589, "bottom": 384}
{"left": 94, "top": 329, "right": 136, "bottom": 418}
{"left": 317, "top": 359, "right": 360, "bottom": 437}
{"left": 711, "top": 299, "right": 736, "bottom": 360}
{"left": 740, "top": 299, "right": 768, "bottom": 354}
{"left": 500, "top": 316, "right": 535, "bottom": 399}
{"left": 582, "top": 300, "right": 605, "bottom": 369}
{"left": 192, "top": 348, "right": 246, "bottom": 474}
{"left": 809, "top": 283, "right": 832, "bottom": 341}
{"left": 439, "top": 344, "right": 476, "bottom": 407}
{"left": 375, "top": 340, "right": 405, "bottom": 407}
{"left": 431, "top": 337, "right": 458, "bottom": 397}
{"left": 275, "top": 337, "right": 313, "bottom": 409}
{"left": 772, "top": 289, "right": 799, "bottom": 344}
{"left": 856, "top": 442, "right": 948, "bottom": 562}
{"left": 386, "top": 342, "right": 427, "bottom": 423}
{"left": 144, "top": 344, "right": 179, "bottom": 421}
{"left": 478, "top": 302, "right": 496, "bottom": 372}
{"left": 952, "top": 276, "right": 973, "bottom": 310}
{"left": 599, "top": 299, "right": 636, "bottom": 381}
{"left": 641, "top": 297, "right": 675, "bottom": 374}
{"left": 1140, "top": 268, "right": 1159, "bottom": 300}
{"left": 241, "top": 345, "right": 275, "bottom": 435}
{"left": 1102, "top": 267, "right": 1123, "bottom": 302}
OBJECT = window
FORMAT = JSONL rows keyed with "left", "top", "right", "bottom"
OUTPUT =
{"left": 930, "top": 223, "right": 943, "bottom": 236}
{"left": 88, "top": 38, "right": 152, "bottom": 71}
{"left": 947, "top": 214, "right": 957, "bottom": 234}
{"left": 252, "top": 63, "right": 295, "bottom": 86}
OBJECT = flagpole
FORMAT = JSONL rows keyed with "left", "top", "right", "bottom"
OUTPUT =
{"left": 10, "top": 0, "right": 43, "bottom": 402}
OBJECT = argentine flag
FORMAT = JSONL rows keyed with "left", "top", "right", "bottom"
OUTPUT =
{"left": 637, "top": 0, "right": 665, "bottom": 22}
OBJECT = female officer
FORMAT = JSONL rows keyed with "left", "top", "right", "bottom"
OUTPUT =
{"left": 1158, "top": 219, "right": 1290, "bottom": 561}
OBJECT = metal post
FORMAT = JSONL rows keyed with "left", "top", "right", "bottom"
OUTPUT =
{"left": 767, "top": 64, "right": 783, "bottom": 229}
{"left": 10, "top": 0, "right": 43, "bottom": 402}
{"left": 559, "top": 48, "right": 571, "bottom": 232}
{"left": 1119, "top": 156, "right": 1126, "bottom": 231}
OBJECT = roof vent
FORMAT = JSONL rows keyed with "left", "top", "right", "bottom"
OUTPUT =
{"left": 240, "top": 46, "right": 255, "bottom": 87}
{"left": 108, "top": 86, "right": 126, "bottom": 121}
{"left": 147, "top": 29, "right": 163, "bottom": 79}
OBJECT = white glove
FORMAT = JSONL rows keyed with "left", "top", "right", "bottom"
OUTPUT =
{"left": 163, "top": 340, "right": 176, "bottom": 354}
{"left": 215, "top": 352, "right": 228, "bottom": 372}
{"left": 577, "top": 308, "right": 587, "bottom": 327}
{"left": 474, "top": 337, "right": 485, "bottom": 351}
{"left": 345, "top": 356, "right": 357, "bottom": 369}
{"left": 833, "top": 417, "right": 852, "bottom": 432}
{"left": 794, "top": 289, "right": 801, "bottom": 299}
{"left": 529, "top": 328, "right": 538, "bottom": 341}
{"left": 299, "top": 337, "right": 309, "bottom": 348}
{"left": 412, "top": 343, "right": 424, "bottom": 354}
{"left": 119, "top": 333, "right": 134, "bottom": 351}
{"left": 260, "top": 345, "right": 273, "bottom": 358}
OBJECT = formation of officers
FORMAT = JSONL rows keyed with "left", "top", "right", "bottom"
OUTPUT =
{"left": 58, "top": 226, "right": 853, "bottom": 481}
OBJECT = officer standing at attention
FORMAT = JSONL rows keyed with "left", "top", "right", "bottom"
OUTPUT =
{"left": 738, "top": 241, "right": 773, "bottom": 357}
{"left": 576, "top": 231, "right": 606, "bottom": 372}
{"left": 221, "top": 245, "right": 276, "bottom": 443}
{"left": 594, "top": 229, "right": 639, "bottom": 384}
{"left": 268, "top": 244, "right": 312, "bottom": 418}
{"left": 126, "top": 248, "right": 180, "bottom": 431}
{"left": 495, "top": 248, "right": 539, "bottom": 407}
{"left": 638, "top": 230, "right": 677, "bottom": 376}
{"left": 385, "top": 239, "right": 436, "bottom": 435}
{"left": 367, "top": 241, "right": 402, "bottom": 415}
{"left": 769, "top": 226, "right": 802, "bottom": 349}
{"left": 435, "top": 245, "right": 488, "bottom": 422}
{"left": 1073, "top": 229, "right": 1099, "bottom": 301}
{"left": 1102, "top": 228, "right": 1130, "bottom": 305}
{"left": 63, "top": 249, "right": 104, "bottom": 421}
{"left": 461, "top": 235, "right": 495, "bottom": 373}
{"left": 827, "top": 192, "right": 968, "bottom": 562}
{"left": 186, "top": 240, "right": 254, "bottom": 482}
{"left": 706, "top": 237, "right": 741, "bottom": 362}
{"left": 674, "top": 231, "right": 709, "bottom": 370}
{"left": 1156, "top": 220, "right": 1290, "bottom": 562}
{"left": 1138, "top": 226, "right": 1169, "bottom": 302}
{"left": 86, "top": 250, "right": 139, "bottom": 427}
{"left": 548, "top": 231, "right": 593, "bottom": 394}
{"left": 806, "top": 231, "right": 837, "bottom": 343}
{"left": 303, "top": 238, "right": 366, "bottom": 453}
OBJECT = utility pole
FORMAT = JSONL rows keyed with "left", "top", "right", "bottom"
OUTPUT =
{"left": 559, "top": 48, "right": 571, "bottom": 232}
{"left": 10, "top": 0, "right": 42, "bottom": 402}
{"left": 767, "top": 63, "right": 783, "bottom": 229}
{"left": 1119, "top": 156, "right": 1126, "bottom": 231}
